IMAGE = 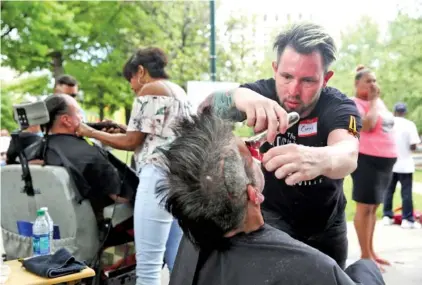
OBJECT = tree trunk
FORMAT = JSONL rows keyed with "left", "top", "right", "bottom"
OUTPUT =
{"left": 51, "top": 51, "right": 64, "bottom": 78}
{"left": 98, "top": 89, "right": 105, "bottom": 121}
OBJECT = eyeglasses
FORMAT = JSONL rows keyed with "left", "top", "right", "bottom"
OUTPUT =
{"left": 244, "top": 112, "right": 300, "bottom": 161}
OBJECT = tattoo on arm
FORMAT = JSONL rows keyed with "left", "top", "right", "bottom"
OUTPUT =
{"left": 198, "top": 89, "right": 246, "bottom": 122}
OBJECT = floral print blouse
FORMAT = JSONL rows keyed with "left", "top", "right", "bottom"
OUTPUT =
{"left": 127, "top": 92, "right": 193, "bottom": 172}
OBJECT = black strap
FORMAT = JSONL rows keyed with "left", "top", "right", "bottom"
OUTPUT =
{"left": 11, "top": 132, "right": 35, "bottom": 196}
{"left": 47, "top": 146, "right": 88, "bottom": 204}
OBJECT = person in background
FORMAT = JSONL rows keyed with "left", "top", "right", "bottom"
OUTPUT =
{"left": 54, "top": 74, "right": 88, "bottom": 122}
{"left": 383, "top": 102, "right": 421, "bottom": 229}
{"left": 0, "top": 130, "right": 11, "bottom": 166}
{"left": 6, "top": 125, "right": 43, "bottom": 164}
{"left": 54, "top": 74, "right": 79, "bottom": 97}
{"left": 75, "top": 47, "right": 193, "bottom": 285}
{"left": 351, "top": 65, "right": 397, "bottom": 270}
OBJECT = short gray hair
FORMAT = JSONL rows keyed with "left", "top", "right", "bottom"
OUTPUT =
{"left": 273, "top": 22, "right": 337, "bottom": 71}
{"left": 158, "top": 107, "right": 256, "bottom": 248}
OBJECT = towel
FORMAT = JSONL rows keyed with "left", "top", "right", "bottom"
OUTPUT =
{"left": 22, "top": 248, "right": 86, "bottom": 278}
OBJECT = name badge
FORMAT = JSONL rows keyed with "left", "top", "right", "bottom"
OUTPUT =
{"left": 298, "top": 118, "right": 318, "bottom": 137}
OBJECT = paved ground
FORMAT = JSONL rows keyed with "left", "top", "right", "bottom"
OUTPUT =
{"left": 2, "top": 222, "right": 420, "bottom": 285}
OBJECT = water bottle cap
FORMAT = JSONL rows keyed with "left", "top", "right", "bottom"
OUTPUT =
{"left": 37, "top": 209, "right": 45, "bottom": 216}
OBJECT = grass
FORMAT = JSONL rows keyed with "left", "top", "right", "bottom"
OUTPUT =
{"left": 413, "top": 169, "right": 422, "bottom": 183}
{"left": 343, "top": 175, "right": 422, "bottom": 221}
{"left": 111, "top": 149, "right": 422, "bottom": 222}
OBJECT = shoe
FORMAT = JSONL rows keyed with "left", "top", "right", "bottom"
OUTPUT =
{"left": 401, "top": 219, "right": 421, "bottom": 229}
{"left": 382, "top": 216, "right": 393, "bottom": 226}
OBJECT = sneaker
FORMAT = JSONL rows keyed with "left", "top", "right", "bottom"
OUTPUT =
{"left": 401, "top": 219, "right": 421, "bottom": 229}
{"left": 382, "top": 216, "right": 393, "bottom": 226}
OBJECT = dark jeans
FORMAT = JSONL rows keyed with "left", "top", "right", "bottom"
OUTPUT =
{"left": 262, "top": 209, "right": 348, "bottom": 269}
{"left": 383, "top": 172, "right": 415, "bottom": 222}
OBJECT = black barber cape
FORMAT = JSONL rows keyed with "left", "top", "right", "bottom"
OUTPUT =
{"left": 170, "top": 225, "right": 384, "bottom": 285}
{"left": 25, "top": 134, "right": 138, "bottom": 203}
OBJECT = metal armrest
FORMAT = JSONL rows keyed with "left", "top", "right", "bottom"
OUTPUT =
{"left": 103, "top": 203, "right": 134, "bottom": 227}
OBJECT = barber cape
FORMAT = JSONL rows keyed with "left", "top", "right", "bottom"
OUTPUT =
{"left": 170, "top": 225, "right": 384, "bottom": 285}
{"left": 24, "top": 135, "right": 138, "bottom": 203}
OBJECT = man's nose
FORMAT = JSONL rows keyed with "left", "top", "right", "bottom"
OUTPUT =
{"left": 288, "top": 80, "right": 301, "bottom": 96}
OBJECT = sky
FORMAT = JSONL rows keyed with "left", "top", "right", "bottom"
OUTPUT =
{"left": 218, "top": 0, "right": 420, "bottom": 42}
{"left": 1, "top": 0, "right": 420, "bottom": 82}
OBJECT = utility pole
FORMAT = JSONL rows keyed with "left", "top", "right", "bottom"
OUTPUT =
{"left": 210, "top": 0, "right": 216, "bottom": 81}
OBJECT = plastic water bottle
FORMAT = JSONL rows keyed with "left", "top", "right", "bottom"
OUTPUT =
{"left": 32, "top": 209, "right": 50, "bottom": 256}
{"left": 40, "top": 207, "right": 54, "bottom": 253}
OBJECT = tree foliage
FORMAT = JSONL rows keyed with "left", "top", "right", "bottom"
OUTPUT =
{"left": 1, "top": 1, "right": 421, "bottom": 133}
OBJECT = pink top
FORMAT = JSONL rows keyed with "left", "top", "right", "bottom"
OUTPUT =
{"left": 353, "top": 97, "right": 397, "bottom": 158}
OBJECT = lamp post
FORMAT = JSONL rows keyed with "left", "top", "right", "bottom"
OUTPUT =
{"left": 210, "top": 0, "right": 216, "bottom": 81}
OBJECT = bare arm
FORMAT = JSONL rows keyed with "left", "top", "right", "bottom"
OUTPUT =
{"left": 198, "top": 88, "right": 247, "bottom": 121}
{"left": 89, "top": 131, "right": 145, "bottom": 151}
{"left": 361, "top": 99, "right": 379, "bottom": 132}
{"left": 320, "top": 129, "right": 359, "bottom": 179}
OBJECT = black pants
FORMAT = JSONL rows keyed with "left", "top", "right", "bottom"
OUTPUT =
{"left": 383, "top": 172, "right": 415, "bottom": 222}
{"left": 262, "top": 209, "right": 348, "bottom": 269}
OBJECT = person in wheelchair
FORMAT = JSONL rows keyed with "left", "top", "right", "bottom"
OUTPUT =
{"left": 158, "top": 109, "right": 385, "bottom": 285}
{"left": 25, "top": 94, "right": 135, "bottom": 247}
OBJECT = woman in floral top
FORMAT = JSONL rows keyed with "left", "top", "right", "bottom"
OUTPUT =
{"left": 76, "top": 47, "right": 193, "bottom": 285}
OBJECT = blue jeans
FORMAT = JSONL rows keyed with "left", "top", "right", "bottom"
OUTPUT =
{"left": 383, "top": 172, "right": 415, "bottom": 222}
{"left": 134, "top": 164, "right": 182, "bottom": 285}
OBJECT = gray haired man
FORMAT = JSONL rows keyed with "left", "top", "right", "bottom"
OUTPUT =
{"left": 159, "top": 108, "right": 383, "bottom": 285}
{"left": 199, "top": 23, "right": 362, "bottom": 268}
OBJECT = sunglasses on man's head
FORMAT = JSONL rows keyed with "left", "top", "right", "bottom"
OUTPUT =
{"left": 244, "top": 112, "right": 300, "bottom": 161}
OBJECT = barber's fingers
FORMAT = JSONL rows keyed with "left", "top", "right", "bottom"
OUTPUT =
{"left": 245, "top": 106, "right": 257, "bottom": 129}
{"left": 284, "top": 171, "right": 305, "bottom": 186}
{"left": 254, "top": 107, "right": 267, "bottom": 133}
{"left": 274, "top": 163, "right": 299, "bottom": 180}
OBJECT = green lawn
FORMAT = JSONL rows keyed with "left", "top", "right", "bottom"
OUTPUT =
{"left": 111, "top": 149, "right": 422, "bottom": 222}
{"left": 414, "top": 169, "right": 422, "bottom": 183}
{"left": 343, "top": 175, "right": 422, "bottom": 221}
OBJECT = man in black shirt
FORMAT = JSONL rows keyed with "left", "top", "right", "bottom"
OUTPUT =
{"left": 198, "top": 23, "right": 362, "bottom": 268}
{"left": 159, "top": 110, "right": 382, "bottom": 285}
{"left": 26, "top": 94, "right": 129, "bottom": 221}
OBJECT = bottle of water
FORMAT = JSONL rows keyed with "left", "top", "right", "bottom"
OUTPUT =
{"left": 32, "top": 209, "right": 50, "bottom": 256}
{"left": 40, "top": 207, "right": 54, "bottom": 253}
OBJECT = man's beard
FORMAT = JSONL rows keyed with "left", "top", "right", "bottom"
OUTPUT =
{"left": 280, "top": 88, "right": 322, "bottom": 118}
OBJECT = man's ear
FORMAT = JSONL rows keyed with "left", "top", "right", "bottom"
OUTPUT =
{"left": 323, "top": 70, "right": 334, "bottom": 87}
{"left": 272, "top": 61, "right": 278, "bottom": 77}
{"left": 247, "top": 185, "right": 264, "bottom": 205}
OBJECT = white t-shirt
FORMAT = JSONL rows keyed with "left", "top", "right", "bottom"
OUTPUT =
{"left": 392, "top": 117, "right": 421, "bottom": 173}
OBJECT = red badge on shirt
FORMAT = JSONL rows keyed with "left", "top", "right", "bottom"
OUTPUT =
{"left": 298, "top": 118, "right": 318, "bottom": 137}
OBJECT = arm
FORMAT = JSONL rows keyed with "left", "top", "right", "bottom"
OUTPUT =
{"left": 361, "top": 99, "right": 379, "bottom": 132}
{"left": 319, "top": 129, "right": 359, "bottom": 179}
{"left": 409, "top": 122, "right": 421, "bottom": 151}
{"left": 198, "top": 88, "right": 247, "bottom": 122}
{"left": 89, "top": 130, "right": 145, "bottom": 151}
{"left": 78, "top": 82, "right": 170, "bottom": 150}
{"left": 85, "top": 154, "right": 129, "bottom": 203}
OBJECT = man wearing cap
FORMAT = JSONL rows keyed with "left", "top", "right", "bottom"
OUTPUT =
{"left": 383, "top": 102, "right": 421, "bottom": 229}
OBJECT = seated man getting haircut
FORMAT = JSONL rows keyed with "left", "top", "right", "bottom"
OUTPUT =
{"left": 158, "top": 109, "right": 384, "bottom": 285}
{"left": 26, "top": 95, "right": 133, "bottom": 227}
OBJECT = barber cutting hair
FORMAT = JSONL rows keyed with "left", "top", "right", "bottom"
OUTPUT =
{"left": 199, "top": 22, "right": 362, "bottom": 269}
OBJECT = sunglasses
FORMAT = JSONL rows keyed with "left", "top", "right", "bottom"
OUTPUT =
{"left": 245, "top": 112, "right": 300, "bottom": 161}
